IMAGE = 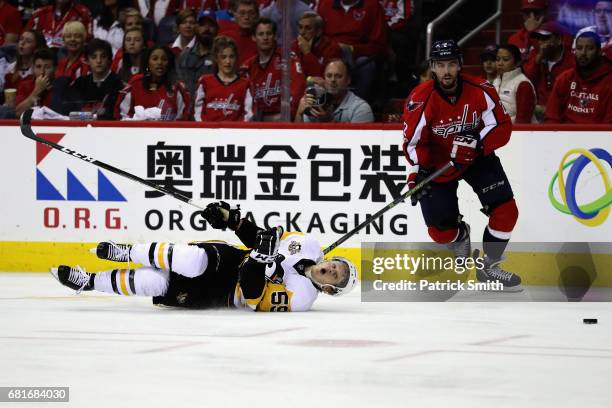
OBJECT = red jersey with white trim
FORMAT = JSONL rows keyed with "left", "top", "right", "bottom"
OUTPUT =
{"left": 243, "top": 48, "right": 305, "bottom": 118}
{"left": 25, "top": 4, "right": 92, "bottom": 48}
{"left": 56, "top": 54, "right": 89, "bottom": 81}
{"left": 544, "top": 58, "right": 612, "bottom": 124}
{"left": 193, "top": 74, "right": 254, "bottom": 121}
{"left": 402, "top": 74, "right": 512, "bottom": 182}
{"left": 379, "top": 0, "right": 411, "bottom": 30}
{"left": 114, "top": 73, "right": 190, "bottom": 120}
{"left": 290, "top": 35, "right": 342, "bottom": 78}
{"left": 0, "top": 2, "right": 22, "bottom": 46}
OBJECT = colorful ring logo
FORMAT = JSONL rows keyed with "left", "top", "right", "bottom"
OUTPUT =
{"left": 548, "top": 148, "right": 612, "bottom": 227}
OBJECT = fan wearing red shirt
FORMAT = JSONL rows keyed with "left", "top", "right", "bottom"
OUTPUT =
{"left": 194, "top": 36, "right": 253, "bottom": 121}
{"left": 115, "top": 46, "right": 190, "bottom": 120}
{"left": 25, "top": 0, "right": 92, "bottom": 48}
{"left": 402, "top": 40, "right": 521, "bottom": 291}
{"left": 545, "top": 31, "right": 612, "bottom": 124}
{"left": 0, "top": 0, "right": 22, "bottom": 46}
{"left": 219, "top": 0, "right": 259, "bottom": 65}
{"left": 243, "top": 17, "right": 305, "bottom": 121}
{"left": 56, "top": 21, "right": 89, "bottom": 81}
{"left": 290, "top": 11, "right": 342, "bottom": 78}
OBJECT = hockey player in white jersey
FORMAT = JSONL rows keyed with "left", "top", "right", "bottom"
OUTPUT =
{"left": 50, "top": 202, "right": 358, "bottom": 312}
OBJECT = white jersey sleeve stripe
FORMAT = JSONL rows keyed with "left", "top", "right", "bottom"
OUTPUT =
{"left": 406, "top": 113, "right": 427, "bottom": 164}
{"left": 243, "top": 88, "right": 254, "bottom": 121}
{"left": 193, "top": 83, "right": 205, "bottom": 122}
{"left": 479, "top": 91, "right": 498, "bottom": 140}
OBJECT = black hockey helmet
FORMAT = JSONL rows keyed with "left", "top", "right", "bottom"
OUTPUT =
{"left": 430, "top": 40, "right": 463, "bottom": 64}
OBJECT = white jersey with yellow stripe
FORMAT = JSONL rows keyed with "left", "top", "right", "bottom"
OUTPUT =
{"left": 233, "top": 232, "right": 322, "bottom": 312}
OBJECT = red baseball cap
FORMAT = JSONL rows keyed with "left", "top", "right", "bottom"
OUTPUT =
{"left": 521, "top": 0, "right": 548, "bottom": 10}
{"left": 531, "top": 21, "right": 566, "bottom": 37}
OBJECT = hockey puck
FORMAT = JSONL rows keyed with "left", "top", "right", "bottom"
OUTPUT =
{"left": 583, "top": 318, "right": 598, "bottom": 324}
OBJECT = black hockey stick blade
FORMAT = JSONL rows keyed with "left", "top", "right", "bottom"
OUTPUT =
{"left": 322, "top": 162, "right": 453, "bottom": 254}
{"left": 19, "top": 109, "right": 204, "bottom": 210}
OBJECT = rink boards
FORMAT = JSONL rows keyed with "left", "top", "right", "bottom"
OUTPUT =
{"left": 0, "top": 123, "right": 610, "bottom": 285}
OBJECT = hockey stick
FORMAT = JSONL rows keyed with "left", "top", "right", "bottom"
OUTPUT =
{"left": 322, "top": 162, "right": 452, "bottom": 254}
{"left": 19, "top": 109, "right": 206, "bottom": 210}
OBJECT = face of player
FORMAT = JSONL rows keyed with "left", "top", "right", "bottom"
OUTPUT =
{"left": 495, "top": 49, "right": 518, "bottom": 74}
{"left": 324, "top": 61, "right": 350, "bottom": 96}
{"left": 594, "top": 1, "right": 612, "bottom": 35}
{"left": 575, "top": 37, "right": 601, "bottom": 69}
{"left": 216, "top": 46, "right": 237, "bottom": 76}
{"left": 88, "top": 49, "right": 111, "bottom": 77}
{"left": 125, "top": 16, "right": 143, "bottom": 32}
{"left": 148, "top": 49, "right": 169, "bottom": 80}
{"left": 33, "top": 58, "right": 55, "bottom": 80}
{"left": 298, "top": 17, "right": 318, "bottom": 41}
{"left": 431, "top": 59, "right": 460, "bottom": 90}
{"left": 63, "top": 29, "right": 85, "bottom": 55}
{"left": 18, "top": 32, "right": 38, "bottom": 57}
{"left": 235, "top": 4, "right": 258, "bottom": 30}
{"left": 254, "top": 23, "right": 275, "bottom": 54}
{"left": 308, "top": 260, "right": 349, "bottom": 294}
{"left": 178, "top": 16, "right": 196, "bottom": 40}
{"left": 124, "top": 31, "right": 144, "bottom": 55}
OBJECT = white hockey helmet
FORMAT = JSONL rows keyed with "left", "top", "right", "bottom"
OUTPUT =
{"left": 326, "top": 256, "right": 358, "bottom": 296}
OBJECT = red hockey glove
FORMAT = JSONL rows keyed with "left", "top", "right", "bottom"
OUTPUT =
{"left": 450, "top": 134, "right": 479, "bottom": 166}
{"left": 407, "top": 166, "right": 432, "bottom": 206}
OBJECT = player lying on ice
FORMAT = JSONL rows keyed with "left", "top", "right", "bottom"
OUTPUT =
{"left": 50, "top": 202, "right": 358, "bottom": 311}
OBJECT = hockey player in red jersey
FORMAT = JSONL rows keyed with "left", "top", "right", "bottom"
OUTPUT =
{"left": 194, "top": 36, "right": 254, "bottom": 121}
{"left": 402, "top": 40, "right": 522, "bottom": 291}
{"left": 50, "top": 202, "right": 358, "bottom": 312}
{"left": 242, "top": 17, "right": 306, "bottom": 121}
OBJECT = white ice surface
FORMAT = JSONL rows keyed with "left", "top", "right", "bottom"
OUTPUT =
{"left": 1, "top": 273, "right": 611, "bottom": 408}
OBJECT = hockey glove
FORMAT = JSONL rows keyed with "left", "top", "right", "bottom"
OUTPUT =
{"left": 450, "top": 133, "right": 479, "bottom": 166}
{"left": 250, "top": 226, "right": 284, "bottom": 264}
{"left": 202, "top": 201, "right": 241, "bottom": 230}
{"left": 407, "top": 166, "right": 433, "bottom": 206}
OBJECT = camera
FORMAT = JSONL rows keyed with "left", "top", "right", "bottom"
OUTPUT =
{"left": 304, "top": 82, "right": 330, "bottom": 116}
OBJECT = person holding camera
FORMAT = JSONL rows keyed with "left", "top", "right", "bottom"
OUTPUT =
{"left": 294, "top": 59, "right": 373, "bottom": 123}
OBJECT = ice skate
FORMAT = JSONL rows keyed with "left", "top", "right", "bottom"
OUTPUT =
{"left": 476, "top": 257, "right": 523, "bottom": 292}
{"left": 447, "top": 223, "right": 471, "bottom": 261}
{"left": 94, "top": 241, "right": 132, "bottom": 262}
{"left": 50, "top": 265, "right": 94, "bottom": 293}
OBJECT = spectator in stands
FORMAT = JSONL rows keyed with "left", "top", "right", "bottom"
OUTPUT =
{"left": 480, "top": 44, "right": 498, "bottom": 84}
{"left": 122, "top": 7, "right": 145, "bottom": 32}
{"left": 260, "top": 0, "right": 312, "bottom": 45}
{"left": 3, "top": 30, "right": 48, "bottom": 92}
{"left": 0, "top": 0, "right": 22, "bottom": 46}
{"left": 316, "top": 0, "right": 388, "bottom": 102}
{"left": 523, "top": 21, "right": 575, "bottom": 117}
{"left": 133, "top": 0, "right": 176, "bottom": 26}
{"left": 93, "top": 0, "right": 131, "bottom": 56}
{"left": 177, "top": 10, "right": 219, "bottom": 98}
{"left": 291, "top": 11, "right": 342, "bottom": 79}
{"left": 574, "top": 1, "right": 612, "bottom": 55}
{"left": 26, "top": 0, "right": 92, "bottom": 48}
{"left": 194, "top": 36, "right": 253, "bottom": 121}
{"left": 508, "top": 0, "right": 548, "bottom": 60}
{"left": 112, "top": 28, "right": 146, "bottom": 83}
{"left": 493, "top": 44, "right": 536, "bottom": 124}
{"left": 170, "top": 9, "right": 197, "bottom": 57}
{"left": 63, "top": 39, "right": 123, "bottom": 119}
{"left": 243, "top": 17, "right": 305, "bottom": 121}
{"left": 114, "top": 46, "right": 190, "bottom": 121}
{"left": 56, "top": 21, "right": 89, "bottom": 81}
{"left": 220, "top": 0, "right": 259, "bottom": 65}
{"left": 545, "top": 31, "right": 611, "bottom": 124}
{"left": 15, "top": 48, "right": 66, "bottom": 117}
{"left": 380, "top": 0, "right": 415, "bottom": 96}
{"left": 295, "top": 59, "right": 374, "bottom": 123}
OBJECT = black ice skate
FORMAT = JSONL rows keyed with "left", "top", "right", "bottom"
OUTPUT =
{"left": 50, "top": 265, "right": 94, "bottom": 293}
{"left": 447, "top": 223, "right": 471, "bottom": 261}
{"left": 476, "top": 257, "right": 523, "bottom": 292}
{"left": 95, "top": 241, "right": 132, "bottom": 262}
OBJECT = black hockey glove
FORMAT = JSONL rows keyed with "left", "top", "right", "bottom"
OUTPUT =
{"left": 250, "top": 226, "right": 284, "bottom": 264}
{"left": 407, "top": 166, "right": 433, "bottom": 206}
{"left": 202, "top": 201, "right": 241, "bottom": 230}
